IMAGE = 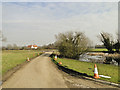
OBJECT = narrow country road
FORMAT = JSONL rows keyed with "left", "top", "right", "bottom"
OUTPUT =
{"left": 2, "top": 52, "right": 67, "bottom": 88}
{"left": 2, "top": 52, "right": 119, "bottom": 88}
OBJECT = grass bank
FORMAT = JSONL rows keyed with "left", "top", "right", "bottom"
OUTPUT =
{"left": 53, "top": 58, "right": 119, "bottom": 84}
{"left": 2, "top": 50, "right": 42, "bottom": 75}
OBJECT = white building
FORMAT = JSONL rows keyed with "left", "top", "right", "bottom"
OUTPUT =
{"left": 28, "top": 45, "right": 38, "bottom": 49}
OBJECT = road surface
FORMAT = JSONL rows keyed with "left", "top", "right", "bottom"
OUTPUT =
{"left": 2, "top": 52, "right": 119, "bottom": 88}
{"left": 2, "top": 52, "right": 67, "bottom": 88}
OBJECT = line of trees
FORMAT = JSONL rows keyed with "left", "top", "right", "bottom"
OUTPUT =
{"left": 2, "top": 44, "right": 38, "bottom": 50}
{"left": 2, "top": 43, "right": 57, "bottom": 50}
{"left": 2, "top": 44, "right": 25, "bottom": 50}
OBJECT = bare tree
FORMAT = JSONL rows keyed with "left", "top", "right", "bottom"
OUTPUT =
{"left": 6, "top": 44, "right": 13, "bottom": 50}
{"left": 113, "top": 32, "right": 120, "bottom": 53}
{"left": 13, "top": 44, "right": 19, "bottom": 50}
{"left": 99, "top": 32, "right": 114, "bottom": 53}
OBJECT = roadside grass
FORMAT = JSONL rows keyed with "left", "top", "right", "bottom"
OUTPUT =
{"left": 55, "top": 58, "right": 119, "bottom": 83}
{"left": 2, "top": 50, "right": 42, "bottom": 75}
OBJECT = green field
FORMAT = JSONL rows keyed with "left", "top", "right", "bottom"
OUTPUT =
{"left": 2, "top": 50, "right": 42, "bottom": 75}
{"left": 89, "top": 48, "right": 108, "bottom": 52}
{"left": 89, "top": 48, "right": 118, "bottom": 52}
{"left": 54, "top": 58, "right": 119, "bottom": 83}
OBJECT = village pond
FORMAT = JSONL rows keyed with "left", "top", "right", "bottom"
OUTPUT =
{"left": 79, "top": 52, "right": 118, "bottom": 66}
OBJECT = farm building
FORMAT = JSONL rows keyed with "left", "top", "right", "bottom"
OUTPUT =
{"left": 28, "top": 45, "right": 38, "bottom": 49}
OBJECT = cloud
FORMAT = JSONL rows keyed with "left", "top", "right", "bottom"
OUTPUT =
{"left": 2, "top": 2, "right": 118, "bottom": 46}
{"left": 0, "top": 2, "right": 2, "bottom": 30}
{"left": 2, "top": 0, "right": 119, "bottom": 2}
{"left": 3, "top": 2, "right": 117, "bottom": 21}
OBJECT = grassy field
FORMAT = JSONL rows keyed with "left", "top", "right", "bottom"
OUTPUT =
{"left": 89, "top": 48, "right": 108, "bottom": 52}
{"left": 53, "top": 48, "right": 115, "bottom": 53}
{"left": 54, "top": 58, "right": 119, "bottom": 83}
{"left": 89, "top": 48, "right": 118, "bottom": 52}
{"left": 2, "top": 50, "right": 42, "bottom": 75}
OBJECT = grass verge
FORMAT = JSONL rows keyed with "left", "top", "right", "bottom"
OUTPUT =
{"left": 52, "top": 57, "right": 119, "bottom": 84}
{"left": 2, "top": 50, "right": 42, "bottom": 75}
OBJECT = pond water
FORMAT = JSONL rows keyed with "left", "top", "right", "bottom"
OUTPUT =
{"left": 79, "top": 52, "right": 118, "bottom": 65}
{"left": 79, "top": 52, "right": 105, "bottom": 62}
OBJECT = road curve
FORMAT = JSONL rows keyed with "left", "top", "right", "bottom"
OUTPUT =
{"left": 2, "top": 52, "right": 68, "bottom": 88}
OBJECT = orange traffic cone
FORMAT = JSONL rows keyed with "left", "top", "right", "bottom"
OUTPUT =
{"left": 38, "top": 53, "right": 39, "bottom": 56}
{"left": 54, "top": 55, "right": 57, "bottom": 60}
{"left": 59, "top": 62, "right": 62, "bottom": 65}
{"left": 94, "top": 64, "right": 100, "bottom": 79}
{"left": 27, "top": 57, "right": 30, "bottom": 61}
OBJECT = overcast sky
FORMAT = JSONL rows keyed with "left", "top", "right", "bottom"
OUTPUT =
{"left": 2, "top": 2, "right": 118, "bottom": 46}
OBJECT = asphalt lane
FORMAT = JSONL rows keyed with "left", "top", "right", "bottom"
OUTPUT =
{"left": 2, "top": 52, "right": 68, "bottom": 88}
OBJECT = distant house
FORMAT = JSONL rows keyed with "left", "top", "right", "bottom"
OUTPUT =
{"left": 28, "top": 45, "right": 38, "bottom": 49}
